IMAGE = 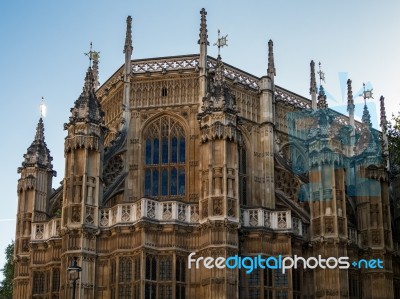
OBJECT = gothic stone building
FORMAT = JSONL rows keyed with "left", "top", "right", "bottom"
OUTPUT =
{"left": 13, "top": 9, "right": 400, "bottom": 299}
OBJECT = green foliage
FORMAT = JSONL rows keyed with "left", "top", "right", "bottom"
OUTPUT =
{"left": 388, "top": 113, "right": 400, "bottom": 167}
{"left": 0, "top": 241, "right": 14, "bottom": 299}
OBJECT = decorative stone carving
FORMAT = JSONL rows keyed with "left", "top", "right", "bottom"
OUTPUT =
{"left": 201, "top": 200, "right": 208, "bottom": 219}
{"left": 71, "top": 206, "right": 81, "bottom": 223}
{"left": 162, "top": 203, "right": 172, "bottom": 220}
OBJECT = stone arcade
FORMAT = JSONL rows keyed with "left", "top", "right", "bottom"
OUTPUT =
{"left": 13, "top": 9, "right": 400, "bottom": 299}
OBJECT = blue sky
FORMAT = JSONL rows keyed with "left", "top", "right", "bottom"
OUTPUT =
{"left": 0, "top": 1, "right": 399, "bottom": 274}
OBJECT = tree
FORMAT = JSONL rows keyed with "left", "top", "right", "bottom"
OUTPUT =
{"left": 0, "top": 241, "right": 14, "bottom": 299}
{"left": 388, "top": 112, "right": 400, "bottom": 168}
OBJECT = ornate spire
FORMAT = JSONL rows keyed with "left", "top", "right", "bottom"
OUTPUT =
{"left": 310, "top": 60, "right": 317, "bottom": 95}
{"left": 267, "top": 40, "right": 276, "bottom": 78}
{"left": 347, "top": 79, "right": 354, "bottom": 112}
{"left": 198, "top": 8, "right": 209, "bottom": 46}
{"left": 19, "top": 118, "right": 53, "bottom": 171}
{"left": 317, "top": 85, "right": 328, "bottom": 109}
{"left": 65, "top": 67, "right": 104, "bottom": 128}
{"left": 123, "top": 16, "right": 133, "bottom": 55}
{"left": 362, "top": 102, "right": 372, "bottom": 128}
{"left": 380, "top": 96, "right": 388, "bottom": 132}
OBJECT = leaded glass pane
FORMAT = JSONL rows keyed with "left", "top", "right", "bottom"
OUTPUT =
{"left": 274, "top": 271, "right": 288, "bottom": 287}
{"left": 178, "top": 169, "right": 185, "bottom": 195}
{"left": 153, "top": 139, "right": 159, "bottom": 164}
{"left": 179, "top": 137, "right": 185, "bottom": 162}
{"left": 159, "top": 257, "right": 172, "bottom": 280}
{"left": 171, "top": 137, "right": 178, "bottom": 163}
{"left": 162, "top": 169, "right": 168, "bottom": 196}
{"left": 162, "top": 137, "right": 168, "bottom": 163}
{"left": 152, "top": 170, "right": 159, "bottom": 196}
{"left": 145, "top": 139, "right": 151, "bottom": 164}
{"left": 171, "top": 168, "right": 177, "bottom": 195}
{"left": 145, "top": 170, "right": 151, "bottom": 196}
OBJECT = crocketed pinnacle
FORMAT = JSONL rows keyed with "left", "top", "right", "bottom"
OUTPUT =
{"left": 66, "top": 67, "right": 104, "bottom": 127}
{"left": 123, "top": 16, "right": 133, "bottom": 54}
{"left": 20, "top": 118, "right": 53, "bottom": 170}
{"left": 214, "top": 55, "right": 225, "bottom": 86}
{"left": 267, "top": 40, "right": 276, "bottom": 77}
{"left": 198, "top": 8, "right": 209, "bottom": 45}
{"left": 317, "top": 85, "right": 328, "bottom": 109}
{"left": 199, "top": 55, "right": 237, "bottom": 115}
{"left": 362, "top": 102, "right": 372, "bottom": 128}
{"left": 380, "top": 96, "right": 387, "bottom": 131}
{"left": 347, "top": 79, "right": 354, "bottom": 112}
{"left": 310, "top": 60, "right": 317, "bottom": 95}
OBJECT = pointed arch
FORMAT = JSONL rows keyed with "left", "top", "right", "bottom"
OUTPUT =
{"left": 142, "top": 114, "right": 188, "bottom": 200}
{"left": 280, "top": 142, "right": 308, "bottom": 174}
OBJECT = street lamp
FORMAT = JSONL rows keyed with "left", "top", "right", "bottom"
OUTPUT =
{"left": 68, "top": 257, "right": 82, "bottom": 299}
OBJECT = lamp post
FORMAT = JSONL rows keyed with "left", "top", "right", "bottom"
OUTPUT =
{"left": 67, "top": 257, "right": 82, "bottom": 299}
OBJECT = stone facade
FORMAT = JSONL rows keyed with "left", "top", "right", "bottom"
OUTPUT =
{"left": 13, "top": 9, "right": 400, "bottom": 299}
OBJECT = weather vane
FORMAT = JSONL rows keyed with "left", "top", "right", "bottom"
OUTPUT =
{"left": 213, "top": 29, "right": 228, "bottom": 56}
{"left": 360, "top": 82, "right": 373, "bottom": 104}
{"left": 84, "top": 42, "right": 100, "bottom": 67}
{"left": 317, "top": 62, "right": 325, "bottom": 85}
{"left": 39, "top": 97, "right": 47, "bottom": 118}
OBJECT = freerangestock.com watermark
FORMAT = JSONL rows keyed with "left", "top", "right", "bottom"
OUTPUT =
{"left": 188, "top": 253, "right": 383, "bottom": 274}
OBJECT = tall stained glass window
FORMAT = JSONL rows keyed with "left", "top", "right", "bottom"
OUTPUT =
{"left": 144, "top": 116, "right": 186, "bottom": 198}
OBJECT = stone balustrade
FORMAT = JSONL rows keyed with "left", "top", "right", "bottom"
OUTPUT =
{"left": 31, "top": 199, "right": 308, "bottom": 240}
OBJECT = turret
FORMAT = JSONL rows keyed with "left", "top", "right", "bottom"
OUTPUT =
{"left": 61, "top": 65, "right": 105, "bottom": 298}
{"left": 14, "top": 116, "right": 56, "bottom": 298}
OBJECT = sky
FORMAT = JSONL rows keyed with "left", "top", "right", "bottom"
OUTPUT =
{"left": 0, "top": 0, "right": 399, "bottom": 276}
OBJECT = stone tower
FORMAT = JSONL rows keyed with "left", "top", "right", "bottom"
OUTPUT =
{"left": 61, "top": 66, "right": 105, "bottom": 299}
{"left": 14, "top": 117, "right": 56, "bottom": 298}
{"left": 307, "top": 84, "right": 349, "bottom": 297}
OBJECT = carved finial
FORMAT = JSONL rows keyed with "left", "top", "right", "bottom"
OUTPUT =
{"left": 310, "top": 60, "right": 317, "bottom": 95}
{"left": 317, "top": 62, "right": 325, "bottom": 85}
{"left": 317, "top": 85, "right": 328, "bottom": 109}
{"left": 214, "top": 29, "right": 228, "bottom": 57}
{"left": 198, "top": 8, "right": 209, "bottom": 46}
{"left": 347, "top": 79, "right": 354, "bottom": 112}
{"left": 83, "top": 43, "right": 98, "bottom": 63}
{"left": 267, "top": 39, "right": 276, "bottom": 77}
{"left": 123, "top": 16, "right": 133, "bottom": 55}
{"left": 360, "top": 82, "right": 374, "bottom": 105}
{"left": 84, "top": 43, "right": 100, "bottom": 89}
{"left": 380, "top": 96, "right": 388, "bottom": 131}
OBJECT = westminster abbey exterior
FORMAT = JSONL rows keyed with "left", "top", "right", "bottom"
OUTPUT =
{"left": 12, "top": 8, "right": 400, "bottom": 299}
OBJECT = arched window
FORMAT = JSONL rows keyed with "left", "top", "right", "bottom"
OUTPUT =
{"left": 144, "top": 116, "right": 186, "bottom": 199}
{"left": 33, "top": 272, "right": 46, "bottom": 294}
{"left": 239, "top": 145, "right": 247, "bottom": 205}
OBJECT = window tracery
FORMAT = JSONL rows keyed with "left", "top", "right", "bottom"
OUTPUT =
{"left": 144, "top": 116, "right": 186, "bottom": 199}
{"left": 238, "top": 145, "right": 247, "bottom": 205}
